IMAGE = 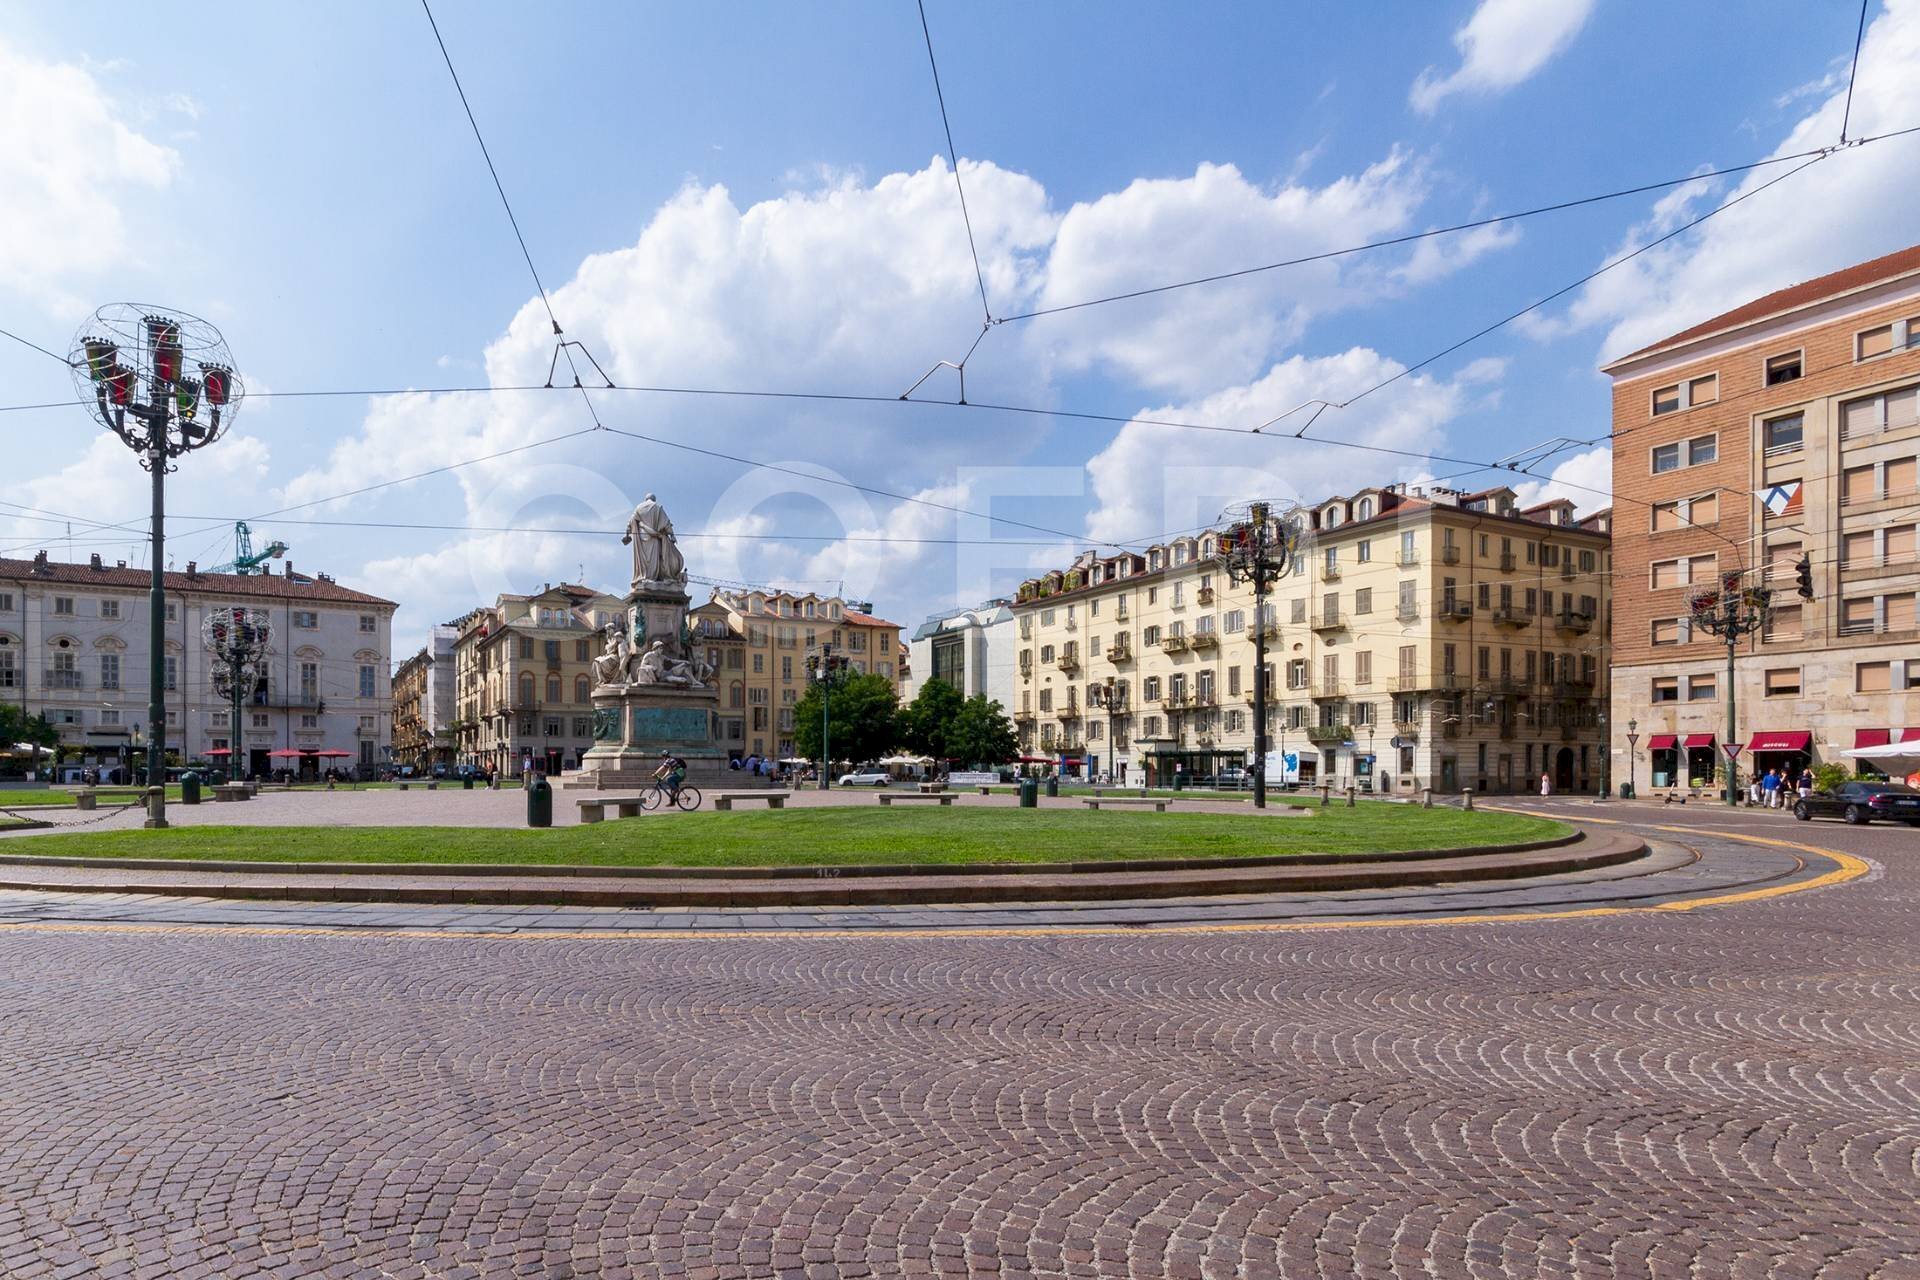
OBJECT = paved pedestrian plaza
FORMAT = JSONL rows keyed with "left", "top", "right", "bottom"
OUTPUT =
{"left": 0, "top": 800, "right": 1913, "bottom": 1278}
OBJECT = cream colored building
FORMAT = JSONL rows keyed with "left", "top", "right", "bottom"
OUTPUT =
{"left": 451, "top": 583, "right": 625, "bottom": 777}
{"left": 700, "top": 589, "right": 904, "bottom": 761}
{"left": 1012, "top": 484, "right": 1612, "bottom": 796}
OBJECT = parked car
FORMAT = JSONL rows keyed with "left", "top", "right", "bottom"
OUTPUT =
{"left": 1793, "top": 780, "right": 1920, "bottom": 825}
{"left": 837, "top": 769, "right": 891, "bottom": 787}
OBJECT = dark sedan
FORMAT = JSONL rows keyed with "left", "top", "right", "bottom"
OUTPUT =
{"left": 1793, "top": 780, "right": 1920, "bottom": 825}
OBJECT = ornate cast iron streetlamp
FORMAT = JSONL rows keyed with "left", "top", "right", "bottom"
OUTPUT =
{"left": 1216, "top": 500, "right": 1297, "bottom": 809}
{"left": 1689, "top": 572, "right": 1771, "bottom": 807}
{"left": 203, "top": 607, "right": 273, "bottom": 783}
{"left": 71, "top": 305, "right": 243, "bottom": 827}
{"left": 805, "top": 643, "right": 852, "bottom": 791}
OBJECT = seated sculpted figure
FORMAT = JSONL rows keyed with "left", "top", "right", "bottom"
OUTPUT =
{"left": 591, "top": 625, "right": 630, "bottom": 686}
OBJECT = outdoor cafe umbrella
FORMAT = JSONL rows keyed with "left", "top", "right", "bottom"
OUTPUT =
{"left": 315, "top": 747, "right": 356, "bottom": 786}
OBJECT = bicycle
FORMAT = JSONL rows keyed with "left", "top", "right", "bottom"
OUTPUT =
{"left": 640, "top": 779, "right": 702, "bottom": 811}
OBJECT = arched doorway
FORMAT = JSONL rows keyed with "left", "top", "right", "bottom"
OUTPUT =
{"left": 1554, "top": 747, "right": 1575, "bottom": 791}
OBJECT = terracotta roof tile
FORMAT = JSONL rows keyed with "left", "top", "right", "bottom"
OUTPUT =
{"left": 1614, "top": 241, "right": 1920, "bottom": 363}
{"left": 842, "top": 609, "right": 900, "bottom": 629}
{"left": 0, "top": 556, "right": 396, "bottom": 607}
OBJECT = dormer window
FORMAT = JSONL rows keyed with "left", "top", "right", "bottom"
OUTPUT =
{"left": 1323, "top": 507, "right": 1341, "bottom": 527}
{"left": 1356, "top": 497, "right": 1374, "bottom": 521}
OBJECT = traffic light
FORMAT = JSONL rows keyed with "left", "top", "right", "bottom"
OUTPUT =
{"left": 1794, "top": 555, "right": 1814, "bottom": 601}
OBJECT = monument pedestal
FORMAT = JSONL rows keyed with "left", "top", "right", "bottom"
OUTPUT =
{"left": 569, "top": 582, "right": 751, "bottom": 792}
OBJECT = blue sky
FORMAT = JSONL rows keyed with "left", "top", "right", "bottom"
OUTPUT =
{"left": 5, "top": 0, "right": 1918, "bottom": 651}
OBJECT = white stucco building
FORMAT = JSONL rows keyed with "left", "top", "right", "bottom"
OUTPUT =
{"left": 0, "top": 551, "right": 396, "bottom": 778}
{"left": 905, "top": 600, "right": 1017, "bottom": 713}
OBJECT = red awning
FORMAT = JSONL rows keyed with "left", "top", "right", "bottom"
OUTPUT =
{"left": 1855, "top": 728, "right": 1892, "bottom": 750}
{"left": 1682, "top": 733, "right": 1716, "bottom": 749}
{"left": 1645, "top": 734, "right": 1678, "bottom": 750}
{"left": 1747, "top": 730, "right": 1812, "bottom": 753}
{"left": 1901, "top": 728, "right": 1920, "bottom": 743}
{"left": 201, "top": 748, "right": 230, "bottom": 757}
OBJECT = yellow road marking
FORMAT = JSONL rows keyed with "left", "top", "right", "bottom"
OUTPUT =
{"left": 0, "top": 824, "right": 1869, "bottom": 943}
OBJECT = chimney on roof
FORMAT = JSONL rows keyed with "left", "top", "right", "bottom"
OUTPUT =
{"left": 186, "top": 561, "right": 197, "bottom": 577}
{"left": 89, "top": 554, "right": 102, "bottom": 570}
{"left": 32, "top": 551, "right": 48, "bottom": 574}
{"left": 115, "top": 561, "right": 125, "bottom": 569}
{"left": 283, "top": 560, "right": 293, "bottom": 577}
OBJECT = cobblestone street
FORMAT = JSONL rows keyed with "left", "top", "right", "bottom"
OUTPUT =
{"left": 0, "top": 807, "right": 1914, "bottom": 1278}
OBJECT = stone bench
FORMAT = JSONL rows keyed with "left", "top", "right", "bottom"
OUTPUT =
{"left": 917, "top": 782, "right": 947, "bottom": 794}
{"left": 712, "top": 791, "right": 791, "bottom": 811}
{"left": 1083, "top": 797, "right": 1169, "bottom": 812}
{"left": 211, "top": 784, "right": 252, "bottom": 803}
{"left": 576, "top": 795, "right": 648, "bottom": 824}
{"left": 73, "top": 790, "right": 98, "bottom": 811}
{"left": 878, "top": 792, "right": 955, "bottom": 806}
{"left": 976, "top": 786, "right": 993, "bottom": 796}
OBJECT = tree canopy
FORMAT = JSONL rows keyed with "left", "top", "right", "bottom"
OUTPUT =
{"left": 793, "top": 673, "right": 900, "bottom": 766}
{"left": 946, "top": 695, "right": 1018, "bottom": 766}
{"left": 898, "top": 678, "right": 965, "bottom": 759}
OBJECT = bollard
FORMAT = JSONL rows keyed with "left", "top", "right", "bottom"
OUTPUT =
{"left": 180, "top": 771, "right": 202, "bottom": 805}
{"left": 1346, "top": 785, "right": 1356, "bottom": 808}
{"left": 74, "top": 790, "right": 97, "bottom": 812}
{"left": 1319, "top": 784, "right": 1330, "bottom": 808}
{"left": 1422, "top": 787, "right": 1432, "bottom": 809}
{"left": 145, "top": 786, "right": 166, "bottom": 829}
{"left": 1462, "top": 790, "right": 1474, "bottom": 811}
{"left": 526, "top": 773, "right": 553, "bottom": 828}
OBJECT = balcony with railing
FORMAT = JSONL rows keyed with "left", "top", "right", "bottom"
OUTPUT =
{"left": 1320, "top": 562, "right": 1342, "bottom": 581}
{"left": 1057, "top": 698, "right": 1081, "bottom": 720}
{"left": 1197, "top": 586, "right": 1215, "bottom": 606}
{"left": 1395, "top": 602, "right": 1420, "bottom": 623}
{"left": 1441, "top": 545, "right": 1461, "bottom": 565}
{"left": 1253, "top": 621, "right": 1281, "bottom": 641}
{"left": 1160, "top": 632, "right": 1190, "bottom": 653}
{"left": 1438, "top": 599, "right": 1472, "bottom": 622}
{"left": 1489, "top": 604, "right": 1529, "bottom": 628}
{"left": 1498, "top": 552, "right": 1517, "bottom": 572}
{"left": 1108, "top": 634, "right": 1134, "bottom": 662}
{"left": 1560, "top": 560, "right": 1577, "bottom": 580}
{"left": 1012, "top": 707, "right": 1035, "bottom": 723}
{"left": 1309, "top": 679, "right": 1349, "bottom": 700}
{"left": 1396, "top": 548, "right": 1420, "bottom": 568}
{"left": 1190, "top": 628, "right": 1219, "bottom": 648}
{"left": 1310, "top": 608, "right": 1344, "bottom": 632}
{"left": 1305, "top": 723, "right": 1350, "bottom": 745}
{"left": 45, "top": 670, "right": 83, "bottom": 691}
{"left": 1554, "top": 610, "right": 1594, "bottom": 635}
{"left": 1057, "top": 649, "right": 1081, "bottom": 674}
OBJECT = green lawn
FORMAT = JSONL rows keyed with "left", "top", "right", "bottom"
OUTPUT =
{"left": 0, "top": 804, "right": 1566, "bottom": 869}
{"left": 0, "top": 786, "right": 184, "bottom": 808}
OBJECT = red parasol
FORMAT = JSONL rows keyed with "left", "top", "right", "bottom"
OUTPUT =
{"left": 314, "top": 749, "right": 352, "bottom": 759}
{"left": 202, "top": 748, "right": 231, "bottom": 757}
{"left": 267, "top": 749, "right": 305, "bottom": 759}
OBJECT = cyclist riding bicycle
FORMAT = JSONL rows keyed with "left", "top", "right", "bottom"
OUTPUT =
{"left": 653, "top": 751, "right": 688, "bottom": 802}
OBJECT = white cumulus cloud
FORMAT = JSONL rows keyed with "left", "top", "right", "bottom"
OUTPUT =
{"left": 1410, "top": 0, "right": 1597, "bottom": 115}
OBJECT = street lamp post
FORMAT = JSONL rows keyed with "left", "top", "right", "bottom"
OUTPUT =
{"left": 70, "top": 306, "right": 242, "bottom": 829}
{"left": 805, "top": 642, "right": 850, "bottom": 791}
{"left": 1625, "top": 717, "right": 1639, "bottom": 800}
{"left": 1102, "top": 675, "right": 1119, "bottom": 785}
{"left": 1217, "top": 501, "right": 1296, "bottom": 809}
{"left": 1689, "top": 573, "right": 1771, "bottom": 807}
{"left": 204, "top": 608, "right": 272, "bottom": 784}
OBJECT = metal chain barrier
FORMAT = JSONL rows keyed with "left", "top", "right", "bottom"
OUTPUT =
{"left": 0, "top": 795, "right": 155, "bottom": 829}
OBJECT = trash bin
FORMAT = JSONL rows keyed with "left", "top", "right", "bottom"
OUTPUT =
{"left": 1018, "top": 778, "right": 1039, "bottom": 808}
{"left": 1044, "top": 776, "right": 1058, "bottom": 798}
{"left": 463, "top": 773, "right": 473, "bottom": 790}
{"left": 180, "top": 771, "right": 202, "bottom": 805}
{"left": 1173, "top": 771, "right": 1185, "bottom": 791}
{"left": 526, "top": 773, "right": 553, "bottom": 828}
{"left": 1620, "top": 782, "right": 1635, "bottom": 800}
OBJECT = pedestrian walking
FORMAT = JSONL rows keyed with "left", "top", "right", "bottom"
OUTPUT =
{"left": 1539, "top": 772, "right": 1551, "bottom": 798}
{"left": 1762, "top": 768, "right": 1782, "bottom": 808}
{"left": 1748, "top": 776, "right": 1762, "bottom": 806}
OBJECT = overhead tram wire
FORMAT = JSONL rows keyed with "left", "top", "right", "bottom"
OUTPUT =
{"left": 419, "top": 0, "right": 603, "bottom": 427}
{"left": 1841, "top": 0, "right": 1871, "bottom": 144}
{"left": 991, "top": 124, "right": 1920, "bottom": 327}
{"left": 916, "top": 0, "right": 991, "bottom": 325}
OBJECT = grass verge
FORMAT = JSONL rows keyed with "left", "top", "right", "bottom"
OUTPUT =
{"left": 0, "top": 804, "right": 1567, "bottom": 868}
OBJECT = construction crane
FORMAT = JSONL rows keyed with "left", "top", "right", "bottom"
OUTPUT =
{"left": 207, "top": 521, "right": 288, "bottom": 575}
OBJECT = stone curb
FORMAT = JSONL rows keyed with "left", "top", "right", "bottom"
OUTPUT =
{"left": 0, "top": 832, "right": 1645, "bottom": 908}
{"left": 0, "top": 831, "right": 1581, "bottom": 880}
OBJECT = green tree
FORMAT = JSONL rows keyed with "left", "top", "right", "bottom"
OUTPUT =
{"left": 898, "top": 678, "right": 965, "bottom": 759}
{"left": 0, "top": 706, "right": 58, "bottom": 776}
{"left": 947, "top": 695, "right": 1018, "bottom": 766}
{"left": 793, "top": 672, "right": 900, "bottom": 766}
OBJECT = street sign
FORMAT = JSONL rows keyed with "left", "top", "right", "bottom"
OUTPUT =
{"left": 1722, "top": 742, "right": 1743, "bottom": 763}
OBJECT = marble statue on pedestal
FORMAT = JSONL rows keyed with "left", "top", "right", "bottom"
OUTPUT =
{"left": 623, "top": 493, "right": 687, "bottom": 590}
